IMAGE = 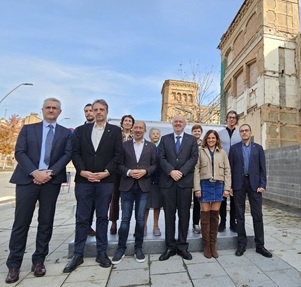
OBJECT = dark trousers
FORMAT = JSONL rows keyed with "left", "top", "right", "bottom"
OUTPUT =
{"left": 234, "top": 176, "right": 264, "bottom": 248}
{"left": 219, "top": 195, "right": 236, "bottom": 225}
{"left": 118, "top": 183, "right": 149, "bottom": 251}
{"left": 6, "top": 182, "right": 61, "bottom": 268}
{"left": 192, "top": 194, "right": 200, "bottom": 225}
{"left": 161, "top": 184, "right": 192, "bottom": 251}
{"left": 109, "top": 175, "right": 121, "bottom": 222}
{"left": 74, "top": 182, "right": 113, "bottom": 255}
{"left": 89, "top": 201, "right": 95, "bottom": 227}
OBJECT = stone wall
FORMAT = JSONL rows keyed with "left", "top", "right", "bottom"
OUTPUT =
{"left": 265, "top": 145, "right": 301, "bottom": 208}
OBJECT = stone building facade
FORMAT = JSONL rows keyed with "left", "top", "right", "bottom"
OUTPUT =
{"left": 161, "top": 79, "right": 220, "bottom": 124}
{"left": 218, "top": 0, "right": 301, "bottom": 148}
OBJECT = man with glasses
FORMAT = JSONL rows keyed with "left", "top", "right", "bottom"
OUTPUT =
{"left": 218, "top": 111, "right": 241, "bottom": 232}
{"left": 229, "top": 124, "right": 272, "bottom": 258}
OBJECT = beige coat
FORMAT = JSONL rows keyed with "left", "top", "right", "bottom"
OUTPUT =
{"left": 193, "top": 146, "right": 231, "bottom": 192}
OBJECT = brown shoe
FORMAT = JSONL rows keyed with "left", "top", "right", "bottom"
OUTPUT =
{"left": 110, "top": 222, "right": 117, "bottom": 234}
{"left": 31, "top": 262, "right": 46, "bottom": 277}
{"left": 5, "top": 268, "right": 20, "bottom": 284}
{"left": 88, "top": 227, "right": 96, "bottom": 236}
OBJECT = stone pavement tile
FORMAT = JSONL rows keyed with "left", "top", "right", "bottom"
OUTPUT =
{"left": 192, "top": 276, "right": 236, "bottom": 287}
{"left": 151, "top": 272, "right": 192, "bottom": 287}
{"left": 64, "top": 264, "right": 110, "bottom": 283}
{"left": 216, "top": 251, "right": 253, "bottom": 267}
{"left": 187, "top": 261, "right": 227, "bottom": 280}
{"left": 107, "top": 267, "right": 149, "bottom": 287}
{"left": 288, "top": 259, "right": 301, "bottom": 272}
{"left": 17, "top": 275, "right": 66, "bottom": 287}
{"left": 225, "top": 265, "right": 279, "bottom": 287}
{"left": 245, "top": 252, "right": 292, "bottom": 272}
{"left": 265, "top": 268, "right": 301, "bottom": 287}
{"left": 185, "top": 251, "right": 216, "bottom": 264}
{"left": 150, "top": 255, "right": 186, "bottom": 274}
{"left": 110, "top": 255, "right": 148, "bottom": 270}
{"left": 62, "top": 280, "right": 107, "bottom": 287}
{"left": 272, "top": 248, "right": 301, "bottom": 263}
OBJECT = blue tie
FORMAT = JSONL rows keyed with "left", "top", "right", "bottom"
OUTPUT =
{"left": 44, "top": 124, "right": 54, "bottom": 166}
{"left": 175, "top": 136, "right": 181, "bottom": 153}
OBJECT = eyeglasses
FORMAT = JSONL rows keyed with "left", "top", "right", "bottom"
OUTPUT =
{"left": 228, "top": 116, "right": 237, "bottom": 119}
{"left": 239, "top": 129, "right": 250, "bottom": 133}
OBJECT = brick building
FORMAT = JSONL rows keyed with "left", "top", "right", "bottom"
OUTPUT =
{"left": 218, "top": 0, "right": 301, "bottom": 148}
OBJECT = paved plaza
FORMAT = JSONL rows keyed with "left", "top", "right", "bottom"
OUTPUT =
{"left": 0, "top": 170, "right": 300, "bottom": 286}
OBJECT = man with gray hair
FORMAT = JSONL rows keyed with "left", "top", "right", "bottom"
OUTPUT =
{"left": 158, "top": 115, "right": 198, "bottom": 261}
{"left": 5, "top": 98, "right": 72, "bottom": 284}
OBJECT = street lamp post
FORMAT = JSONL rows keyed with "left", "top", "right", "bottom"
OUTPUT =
{"left": 0, "top": 83, "right": 33, "bottom": 105}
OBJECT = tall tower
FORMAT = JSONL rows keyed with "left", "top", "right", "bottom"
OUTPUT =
{"left": 161, "top": 79, "right": 199, "bottom": 122}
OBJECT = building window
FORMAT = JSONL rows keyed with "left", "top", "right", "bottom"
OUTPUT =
{"left": 248, "top": 60, "right": 257, "bottom": 88}
{"left": 234, "top": 69, "right": 244, "bottom": 97}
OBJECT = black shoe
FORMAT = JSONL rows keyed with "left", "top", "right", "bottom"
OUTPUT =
{"left": 218, "top": 222, "right": 226, "bottom": 232}
{"left": 112, "top": 249, "right": 125, "bottom": 265}
{"left": 63, "top": 255, "right": 83, "bottom": 273}
{"left": 230, "top": 223, "right": 237, "bottom": 232}
{"left": 159, "top": 249, "right": 177, "bottom": 261}
{"left": 5, "top": 268, "right": 20, "bottom": 284}
{"left": 177, "top": 249, "right": 192, "bottom": 260}
{"left": 96, "top": 252, "right": 112, "bottom": 268}
{"left": 256, "top": 246, "right": 273, "bottom": 258}
{"left": 235, "top": 246, "right": 246, "bottom": 256}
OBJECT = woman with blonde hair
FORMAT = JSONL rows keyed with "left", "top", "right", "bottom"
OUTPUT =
{"left": 193, "top": 130, "right": 231, "bottom": 259}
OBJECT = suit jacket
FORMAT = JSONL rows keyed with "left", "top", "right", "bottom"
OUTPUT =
{"left": 119, "top": 139, "right": 157, "bottom": 192}
{"left": 229, "top": 141, "right": 267, "bottom": 191}
{"left": 10, "top": 122, "right": 72, "bottom": 185}
{"left": 72, "top": 122, "right": 123, "bottom": 183}
{"left": 158, "top": 132, "right": 198, "bottom": 189}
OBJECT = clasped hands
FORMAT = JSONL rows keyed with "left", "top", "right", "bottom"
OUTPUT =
{"left": 170, "top": 170, "right": 183, "bottom": 181}
{"left": 32, "top": 170, "right": 53, "bottom": 185}
{"left": 129, "top": 169, "right": 147, "bottom": 179}
{"left": 80, "top": 170, "right": 109, "bottom": 182}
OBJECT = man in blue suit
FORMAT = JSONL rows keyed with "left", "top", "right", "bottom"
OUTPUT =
{"left": 158, "top": 115, "right": 198, "bottom": 261}
{"left": 229, "top": 124, "right": 272, "bottom": 258}
{"left": 5, "top": 98, "right": 72, "bottom": 284}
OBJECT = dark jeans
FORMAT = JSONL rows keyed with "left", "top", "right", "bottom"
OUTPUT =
{"left": 192, "top": 194, "right": 200, "bottom": 225}
{"left": 7, "top": 182, "right": 61, "bottom": 268}
{"left": 234, "top": 176, "right": 264, "bottom": 248}
{"left": 74, "top": 182, "right": 113, "bottom": 255}
{"left": 118, "top": 183, "right": 149, "bottom": 251}
{"left": 219, "top": 195, "right": 236, "bottom": 225}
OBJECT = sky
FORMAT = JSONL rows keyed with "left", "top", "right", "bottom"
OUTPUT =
{"left": 0, "top": 0, "right": 244, "bottom": 128}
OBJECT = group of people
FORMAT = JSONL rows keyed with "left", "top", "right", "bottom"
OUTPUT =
{"left": 4, "top": 98, "right": 273, "bottom": 285}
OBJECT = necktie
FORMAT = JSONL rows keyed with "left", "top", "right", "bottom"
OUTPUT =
{"left": 44, "top": 124, "right": 54, "bottom": 166}
{"left": 175, "top": 136, "right": 181, "bottom": 153}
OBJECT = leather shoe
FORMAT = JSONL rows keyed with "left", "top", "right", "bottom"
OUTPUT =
{"left": 5, "top": 268, "right": 20, "bottom": 284}
{"left": 177, "top": 249, "right": 192, "bottom": 260}
{"left": 159, "top": 249, "right": 176, "bottom": 261}
{"left": 63, "top": 255, "right": 84, "bottom": 273}
{"left": 88, "top": 227, "right": 96, "bottom": 236}
{"left": 256, "top": 246, "right": 273, "bottom": 258}
{"left": 96, "top": 252, "right": 112, "bottom": 268}
{"left": 218, "top": 222, "right": 226, "bottom": 232}
{"left": 31, "top": 262, "right": 46, "bottom": 277}
{"left": 235, "top": 246, "right": 246, "bottom": 256}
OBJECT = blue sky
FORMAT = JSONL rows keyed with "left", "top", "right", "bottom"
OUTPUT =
{"left": 0, "top": 1, "right": 243, "bottom": 128}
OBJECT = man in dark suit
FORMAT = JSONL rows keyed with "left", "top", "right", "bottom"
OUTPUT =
{"left": 229, "top": 124, "right": 272, "bottom": 258}
{"left": 158, "top": 115, "right": 198, "bottom": 261}
{"left": 5, "top": 98, "right": 72, "bottom": 284}
{"left": 63, "top": 99, "right": 123, "bottom": 273}
{"left": 83, "top": 103, "right": 96, "bottom": 236}
{"left": 111, "top": 121, "right": 157, "bottom": 264}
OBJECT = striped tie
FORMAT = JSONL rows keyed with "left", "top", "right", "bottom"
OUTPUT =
{"left": 44, "top": 124, "right": 54, "bottom": 166}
